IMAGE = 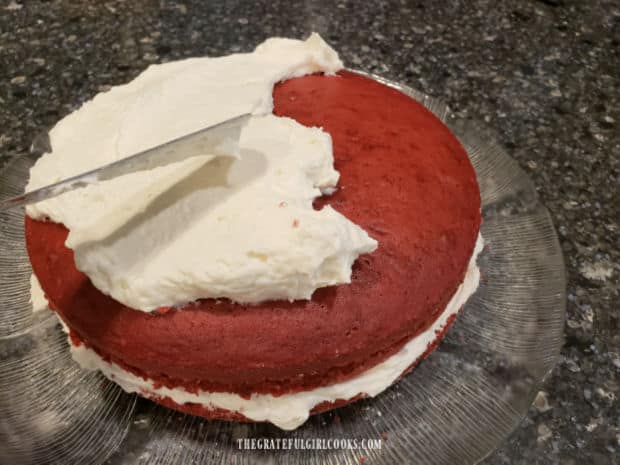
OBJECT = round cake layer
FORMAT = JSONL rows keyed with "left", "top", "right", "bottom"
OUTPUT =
{"left": 63, "top": 235, "right": 480, "bottom": 430}
{"left": 25, "top": 71, "right": 481, "bottom": 396}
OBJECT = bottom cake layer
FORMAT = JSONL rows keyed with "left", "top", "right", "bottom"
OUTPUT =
{"left": 34, "top": 234, "right": 483, "bottom": 430}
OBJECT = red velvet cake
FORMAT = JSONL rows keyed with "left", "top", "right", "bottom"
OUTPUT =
{"left": 26, "top": 70, "right": 481, "bottom": 428}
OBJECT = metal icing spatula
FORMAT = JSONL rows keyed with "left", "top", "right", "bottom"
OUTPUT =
{"left": 0, "top": 113, "right": 251, "bottom": 211}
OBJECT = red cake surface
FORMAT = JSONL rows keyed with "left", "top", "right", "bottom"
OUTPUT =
{"left": 25, "top": 71, "right": 481, "bottom": 402}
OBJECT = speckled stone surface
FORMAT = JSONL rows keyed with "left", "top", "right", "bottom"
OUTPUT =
{"left": 1, "top": 0, "right": 618, "bottom": 463}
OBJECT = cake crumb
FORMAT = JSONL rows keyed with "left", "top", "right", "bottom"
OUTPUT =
{"left": 292, "top": 219, "right": 300, "bottom": 228}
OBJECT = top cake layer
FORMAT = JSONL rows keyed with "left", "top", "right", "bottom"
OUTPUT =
{"left": 26, "top": 70, "right": 481, "bottom": 396}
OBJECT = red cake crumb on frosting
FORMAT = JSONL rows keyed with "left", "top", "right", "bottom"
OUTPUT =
{"left": 25, "top": 71, "right": 480, "bottom": 417}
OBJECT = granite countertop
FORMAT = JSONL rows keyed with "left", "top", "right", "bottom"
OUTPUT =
{"left": 1, "top": 0, "right": 618, "bottom": 463}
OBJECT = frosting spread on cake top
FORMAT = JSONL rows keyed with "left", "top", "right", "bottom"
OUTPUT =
{"left": 26, "top": 34, "right": 377, "bottom": 311}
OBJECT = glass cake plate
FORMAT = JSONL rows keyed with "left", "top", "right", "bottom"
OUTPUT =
{"left": 0, "top": 73, "right": 565, "bottom": 465}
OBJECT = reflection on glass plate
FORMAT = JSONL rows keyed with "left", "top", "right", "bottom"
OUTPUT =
{"left": 0, "top": 73, "right": 565, "bottom": 465}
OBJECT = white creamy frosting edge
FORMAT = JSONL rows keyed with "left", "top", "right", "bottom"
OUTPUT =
{"left": 25, "top": 33, "right": 377, "bottom": 311}
{"left": 31, "top": 234, "right": 483, "bottom": 430}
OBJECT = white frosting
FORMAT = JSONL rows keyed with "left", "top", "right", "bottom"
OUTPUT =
{"left": 25, "top": 33, "right": 377, "bottom": 311}
{"left": 30, "top": 274, "right": 48, "bottom": 313}
{"left": 61, "top": 234, "right": 483, "bottom": 430}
